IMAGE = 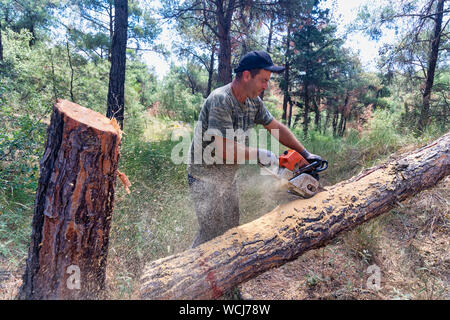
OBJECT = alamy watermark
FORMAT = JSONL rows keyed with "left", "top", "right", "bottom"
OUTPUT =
{"left": 170, "top": 121, "right": 280, "bottom": 169}
{"left": 366, "top": 264, "right": 381, "bottom": 291}
{"left": 66, "top": 264, "right": 81, "bottom": 290}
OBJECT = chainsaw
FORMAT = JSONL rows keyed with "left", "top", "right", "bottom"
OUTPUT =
{"left": 262, "top": 150, "right": 328, "bottom": 198}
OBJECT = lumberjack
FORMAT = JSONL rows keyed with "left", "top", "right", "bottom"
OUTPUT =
{"left": 186, "top": 50, "right": 323, "bottom": 248}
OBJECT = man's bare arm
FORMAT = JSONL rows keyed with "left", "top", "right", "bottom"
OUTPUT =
{"left": 213, "top": 135, "right": 258, "bottom": 163}
{"left": 264, "top": 118, "right": 306, "bottom": 154}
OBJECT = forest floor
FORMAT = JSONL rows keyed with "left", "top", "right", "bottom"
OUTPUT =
{"left": 0, "top": 254, "right": 21, "bottom": 299}
{"left": 0, "top": 111, "right": 448, "bottom": 300}
{"left": 1, "top": 176, "right": 448, "bottom": 300}
{"left": 238, "top": 175, "right": 449, "bottom": 300}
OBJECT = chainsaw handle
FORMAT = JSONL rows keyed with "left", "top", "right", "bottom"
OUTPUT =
{"left": 314, "top": 160, "right": 328, "bottom": 173}
{"left": 293, "top": 159, "right": 328, "bottom": 176}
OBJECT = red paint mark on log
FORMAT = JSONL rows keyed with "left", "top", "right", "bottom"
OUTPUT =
{"left": 199, "top": 258, "right": 223, "bottom": 298}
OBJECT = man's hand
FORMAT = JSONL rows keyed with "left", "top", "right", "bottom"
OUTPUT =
{"left": 300, "top": 149, "right": 322, "bottom": 164}
{"left": 257, "top": 148, "right": 278, "bottom": 167}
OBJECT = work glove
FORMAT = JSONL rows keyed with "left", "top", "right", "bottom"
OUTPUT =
{"left": 257, "top": 148, "right": 279, "bottom": 167}
{"left": 300, "top": 149, "right": 322, "bottom": 164}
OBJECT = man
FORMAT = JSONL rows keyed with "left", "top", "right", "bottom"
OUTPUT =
{"left": 187, "top": 50, "right": 322, "bottom": 248}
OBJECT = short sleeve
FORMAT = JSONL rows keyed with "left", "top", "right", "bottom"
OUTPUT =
{"left": 207, "top": 97, "right": 234, "bottom": 137}
{"left": 254, "top": 100, "right": 274, "bottom": 126}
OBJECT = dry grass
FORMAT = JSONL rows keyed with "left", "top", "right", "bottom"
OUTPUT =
{"left": 0, "top": 256, "right": 21, "bottom": 300}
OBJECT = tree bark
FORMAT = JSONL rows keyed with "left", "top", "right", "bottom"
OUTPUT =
{"left": 338, "top": 112, "right": 345, "bottom": 137}
{"left": 287, "top": 99, "right": 293, "bottom": 128}
{"left": 259, "top": 13, "right": 275, "bottom": 101}
{"left": 18, "top": 99, "right": 122, "bottom": 300}
{"left": 217, "top": 23, "right": 232, "bottom": 86}
{"left": 216, "top": 0, "right": 235, "bottom": 86}
{"left": 140, "top": 132, "right": 450, "bottom": 300}
{"left": 106, "top": 0, "right": 128, "bottom": 129}
{"left": 108, "top": 0, "right": 114, "bottom": 62}
{"left": 302, "top": 84, "right": 310, "bottom": 138}
{"left": 66, "top": 41, "right": 75, "bottom": 102}
{"left": 266, "top": 13, "right": 274, "bottom": 54}
{"left": 0, "top": 19, "right": 3, "bottom": 62}
{"left": 323, "top": 103, "right": 331, "bottom": 134}
{"left": 419, "top": 0, "right": 445, "bottom": 132}
{"left": 206, "top": 42, "right": 216, "bottom": 97}
{"left": 282, "top": 24, "right": 292, "bottom": 124}
{"left": 332, "top": 107, "right": 338, "bottom": 137}
{"left": 313, "top": 96, "right": 320, "bottom": 131}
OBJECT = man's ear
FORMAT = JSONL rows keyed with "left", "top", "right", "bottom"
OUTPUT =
{"left": 242, "top": 70, "right": 251, "bottom": 82}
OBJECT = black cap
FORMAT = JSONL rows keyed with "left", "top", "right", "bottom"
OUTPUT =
{"left": 234, "top": 50, "right": 285, "bottom": 74}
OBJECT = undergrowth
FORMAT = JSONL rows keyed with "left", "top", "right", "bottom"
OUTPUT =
{"left": 0, "top": 107, "right": 447, "bottom": 299}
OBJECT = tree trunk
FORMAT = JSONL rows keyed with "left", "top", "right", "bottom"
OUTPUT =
{"left": 323, "top": 105, "right": 331, "bottom": 134}
{"left": 259, "top": 13, "right": 275, "bottom": 101}
{"left": 0, "top": 19, "right": 3, "bottom": 62}
{"left": 217, "top": 27, "right": 232, "bottom": 86}
{"left": 29, "top": 21, "right": 35, "bottom": 47}
{"left": 332, "top": 107, "right": 338, "bottom": 137}
{"left": 303, "top": 85, "right": 310, "bottom": 138}
{"left": 18, "top": 99, "right": 122, "bottom": 300}
{"left": 216, "top": 0, "right": 235, "bottom": 86}
{"left": 282, "top": 24, "right": 292, "bottom": 124}
{"left": 338, "top": 91, "right": 349, "bottom": 136}
{"left": 140, "top": 132, "right": 450, "bottom": 300}
{"left": 342, "top": 117, "right": 347, "bottom": 136}
{"left": 66, "top": 41, "right": 75, "bottom": 102}
{"left": 313, "top": 96, "right": 320, "bottom": 131}
{"left": 106, "top": 0, "right": 128, "bottom": 130}
{"left": 266, "top": 13, "right": 274, "bottom": 53}
{"left": 338, "top": 112, "right": 346, "bottom": 137}
{"left": 206, "top": 42, "right": 216, "bottom": 97}
{"left": 288, "top": 100, "right": 293, "bottom": 128}
{"left": 419, "top": 0, "right": 445, "bottom": 133}
{"left": 293, "top": 102, "right": 302, "bottom": 128}
{"left": 281, "top": 84, "right": 289, "bottom": 124}
{"left": 108, "top": 0, "right": 114, "bottom": 62}
{"left": 50, "top": 49, "right": 58, "bottom": 101}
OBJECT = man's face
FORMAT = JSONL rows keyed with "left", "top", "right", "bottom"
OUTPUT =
{"left": 243, "top": 69, "right": 272, "bottom": 98}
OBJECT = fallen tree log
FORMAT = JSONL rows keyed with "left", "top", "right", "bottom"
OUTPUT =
{"left": 18, "top": 99, "right": 122, "bottom": 300}
{"left": 140, "top": 132, "right": 450, "bottom": 300}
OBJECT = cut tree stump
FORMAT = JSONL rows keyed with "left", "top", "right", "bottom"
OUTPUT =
{"left": 140, "top": 132, "right": 450, "bottom": 300}
{"left": 18, "top": 99, "right": 122, "bottom": 300}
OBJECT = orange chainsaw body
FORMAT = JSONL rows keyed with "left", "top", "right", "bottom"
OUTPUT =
{"left": 279, "top": 150, "right": 310, "bottom": 172}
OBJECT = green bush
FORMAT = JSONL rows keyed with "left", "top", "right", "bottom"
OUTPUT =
{"left": 263, "top": 92, "right": 283, "bottom": 120}
{"left": 157, "top": 68, "right": 204, "bottom": 122}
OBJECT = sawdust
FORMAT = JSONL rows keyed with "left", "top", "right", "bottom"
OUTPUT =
{"left": 139, "top": 161, "right": 403, "bottom": 299}
{"left": 140, "top": 133, "right": 448, "bottom": 299}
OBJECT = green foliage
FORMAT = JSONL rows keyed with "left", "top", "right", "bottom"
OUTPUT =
{"left": 283, "top": 0, "right": 373, "bottom": 137}
{"left": 0, "top": 0, "right": 59, "bottom": 44}
{"left": 0, "top": 28, "right": 156, "bottom": 266}
{"left": 353, "top": 0, "right": 449, "bottom": 133}
{"left": 157, "top": 65, "right": 204, "bottom": 122}
{"left": 65, "top": 0, "right": 161, "bottom": 60}
{"left": 0, "top": 29, "right": 54, "bottom": 265}
{"left": 262, "top": 91, "right": 283, "bottom": 120}
{"left": 291, "top": 108, "right": 419, "bottom": 185}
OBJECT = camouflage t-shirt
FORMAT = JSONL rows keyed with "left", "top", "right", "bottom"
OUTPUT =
{"left": 187, "top": 83, "right": 274, "bottom": 185}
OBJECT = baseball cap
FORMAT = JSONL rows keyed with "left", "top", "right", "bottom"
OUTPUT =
{"left": 234, "top": 50, "right": 285, "bottom": 73}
